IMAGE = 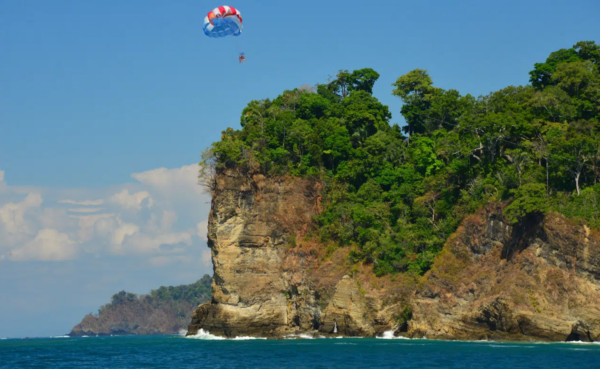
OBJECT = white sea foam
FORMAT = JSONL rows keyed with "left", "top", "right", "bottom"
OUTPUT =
{"left": 285, "top": 334, "right": 315, "bottom": 340}
{"left": 376, "top": 330, "right": 411, "bottom": 340}
{"left": 561, "top": 340, "right": 600, "bottom": 345}
{"left": 185, "top": 329, "right": 266, "bottom": 341}
{"left": 186, "top": 329, "right": 226, "bottom": 340}
{"left": 232, "top": 336, "right": 267, "bottom": 340}
{"left": 178, "top": 329, "right": 188, "bottom": 337}
{"left": 51, "top": 336, "right": 70, "bottom": 339}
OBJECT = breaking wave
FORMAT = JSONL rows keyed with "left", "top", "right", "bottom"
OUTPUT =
{"left": 185, "top": 329, "right": 266, "bottom": 341}
{"left": 376, "top": 331, "right": 411, "bottom": 340}
{"left": 285, "top": 334, "right": 315, "bottom": 339}
{"left": 560, "top": 341, "right": 600, "bottom": 345}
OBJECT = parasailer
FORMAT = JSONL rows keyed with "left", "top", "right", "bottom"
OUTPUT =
{"left": 203, "top": 6, "right": 245, "bottom": 63}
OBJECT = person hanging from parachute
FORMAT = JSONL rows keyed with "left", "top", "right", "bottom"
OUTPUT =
{"left": 203, "top": 6, "right": 245, "bottom": 64}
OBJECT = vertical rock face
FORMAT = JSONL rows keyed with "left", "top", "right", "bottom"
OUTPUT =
{"left": 318, "top": 276, "right": 376, "bottom": 337}
{"left": 188, "top": 170, "right": 323, "bottom": 337}
{"left": 188, "top": 170, "right": 390, "bottom": 338}
{"left": 189, "top": 171, "right": 600, "bottom": 342}
{"left": 408, "top": 203, "right": 600, "bottom": 342}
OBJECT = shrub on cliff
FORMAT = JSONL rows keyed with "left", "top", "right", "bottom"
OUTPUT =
{"left": 504, "top": 183, "right": 549, "bottom": 223}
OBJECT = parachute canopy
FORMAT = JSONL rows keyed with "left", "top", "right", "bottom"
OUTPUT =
{"left": 203, "top": 6, "right": 243, "bottom": 38}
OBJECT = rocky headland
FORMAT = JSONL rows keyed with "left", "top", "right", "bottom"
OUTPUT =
{"left": 187, "top": 171, "right": 600, "bottom": 342}
{"left": 187, "top": 42, "right": 600, "bottom": 341}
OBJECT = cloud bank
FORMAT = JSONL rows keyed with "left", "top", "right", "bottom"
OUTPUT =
{"left": 0, "top": 165, "right": 211, "bottom": 265}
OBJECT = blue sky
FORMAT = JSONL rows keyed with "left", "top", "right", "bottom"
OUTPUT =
{"left": 1, "top": 0, "right": 598, "bottom": 338}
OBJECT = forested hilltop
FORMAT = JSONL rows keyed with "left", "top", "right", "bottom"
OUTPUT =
{"left": 201, "top": 41, "right": 600, "bottom": 277}
{"left": 69, "top": 276, "right": 211, "bottom": 336}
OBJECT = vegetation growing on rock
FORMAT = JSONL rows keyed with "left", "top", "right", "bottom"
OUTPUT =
{"left": 201, "top": 41, "right": 600, "bottom": 277}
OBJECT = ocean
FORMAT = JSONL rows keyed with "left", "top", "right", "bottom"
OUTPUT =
{"left": 1, "top": 333, "right": 599, "bottom": 368}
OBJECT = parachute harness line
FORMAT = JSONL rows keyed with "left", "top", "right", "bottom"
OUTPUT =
{"left": 203, "top": 6, "right": 243, "bottom": 38}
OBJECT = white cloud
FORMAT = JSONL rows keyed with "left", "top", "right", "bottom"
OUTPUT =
{"left": 197, "top": 220, "right": 208, "bottom": 241}
{"left": 0, "top": 164, "right": 212, "bottom": 263}
{"left": 59, "top": 199, "right": 104, "bottom": 206}
{"left": 39, "top": 208, "right": 76, "bottom": 230}
{"left": 111, "top": 222, "right": 140, "bottom": 254}
{"left": 68, "top": 208, "right": 104, "bottom": 214}
{"left": 161, "top": 211, "right": 177, "bottom": 232}
{"left": 122, "top": 231, "right": 193, "bottom": 255}
{"left": 0, "top": 170, "right": 6, "bottom": 192}
{"left": 201, "top": 250, "right": 212, "bottom": 268}
{"left": 110, "top": 189, "right": 153, "bottom": 210}
{"left": 8, "top": 229, "right": 77, "bottom": 261}
{"left": 0, "top": 193, "right": 44, "bottom": 234}
{"left": 131, "top": 164, "right": 203, "bottom": 198}
{"left": 72, "top": 213, "right": 114, "bottom": 242}
{"left": 146, "top": 210, "right": 178, "bottom": 235}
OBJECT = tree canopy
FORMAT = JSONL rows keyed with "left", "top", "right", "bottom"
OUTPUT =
{"left": 202, "top": 41, "right": 600, "bottom": 277}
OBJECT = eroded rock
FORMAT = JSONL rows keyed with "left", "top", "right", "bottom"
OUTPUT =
{"left": 188, "top": 171, "right": 600, "bottom": 342}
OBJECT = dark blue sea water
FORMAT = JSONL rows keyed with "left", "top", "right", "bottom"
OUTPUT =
{"left": 1, "top": 335, "right": 599, "bottom": 369}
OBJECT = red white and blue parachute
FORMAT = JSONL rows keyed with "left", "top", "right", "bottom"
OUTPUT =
{"left": 203, "top": 6, "right": 243, "bottom": 38}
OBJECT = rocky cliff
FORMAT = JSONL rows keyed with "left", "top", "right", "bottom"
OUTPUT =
{"left": 188, "top": 171, "right": 600, "bottom": 341}
{"left": 408, "top": 204, "right": 600, "bottom": 342}
{"left": 70, "top": 275, "right": 211, "bottom": 337}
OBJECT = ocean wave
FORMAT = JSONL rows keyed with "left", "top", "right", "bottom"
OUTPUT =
{"left": 178, "top": 329, "right": 188, "bottom": 337}
{"left": 185, "top": 329, "right": 266, "bottom": 341}
{"left": 51, "top": 336, "right": 70, "bottom": 339}
{"left": 285, "top": 334, "right": 315, "bottom": 339}
{"left": 232, "top": 336, "right": 267, "bottom": 340}
{"left": 186, "top": 329, "right": 226, "bottom": 340}
{"left": 561, "top": 341, "right": 600, "bottom": 345}
{"left": 376, "top": 331, "right": 411, "bottom": 340}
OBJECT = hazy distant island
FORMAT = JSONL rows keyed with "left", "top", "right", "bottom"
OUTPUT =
{"left": 69, "top": 275, "right": 211, "bottom": 337}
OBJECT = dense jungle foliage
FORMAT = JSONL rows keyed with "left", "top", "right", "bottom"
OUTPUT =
{"left": 201, "top": 41, "right": 600, "bottom": 276}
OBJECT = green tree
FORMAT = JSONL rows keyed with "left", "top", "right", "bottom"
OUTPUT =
{"left": 529, "top": 48, "right": 581, "bottom": 90}
{"left": 392, "top": 69, "right": 438, "bottom": 136}
{"left": 348, "top": 68, "right": 380, "bottom": 95}
{"left": 504, "top": 183, "right": 549, "bottom": 223}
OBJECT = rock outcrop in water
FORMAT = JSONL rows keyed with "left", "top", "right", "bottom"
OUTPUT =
{"left": 188, "top": 170, "right": 600, "bottom": 341}
{"left": 69, "top": 275, "right": 211, "bottom": 337}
